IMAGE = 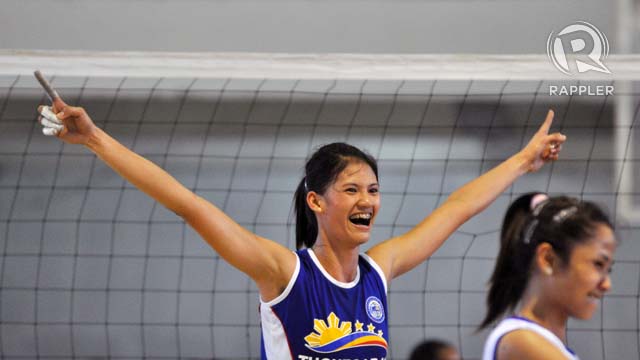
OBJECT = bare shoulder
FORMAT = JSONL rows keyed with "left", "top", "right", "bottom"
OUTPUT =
{"left": 254, "top": 237, "right": 299, "bottom": 300}
{"left": 364, "top": 241, "right": 394, "bottom": 282}
{"left": 496, "top": 329, "right": 571, "bottom": 360}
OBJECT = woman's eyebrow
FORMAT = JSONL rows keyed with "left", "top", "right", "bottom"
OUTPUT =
{"left": 340, "top": 182, "right": 379, "bottom": 187}
{"left": 598, "top": 253, "right": 612, "bottom": 263}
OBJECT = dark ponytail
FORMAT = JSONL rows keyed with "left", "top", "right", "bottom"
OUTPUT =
{"left": 479, "top": 192, "right": 612, "bottom": 329}
{"left": 294, "top": 177, "right": 318, "bottom": 250}
{"left": 479, "top": 193, "right": 540, "bottom": 329}
{"left": 293, "top": 143, "right": 378, "bottom": 250}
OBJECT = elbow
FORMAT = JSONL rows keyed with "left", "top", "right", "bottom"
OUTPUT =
{"left": 442, "top": 196, "right": 479, "bottom": 221}
{"left": 173, "top": 193, "right": 202, "bottom": 221}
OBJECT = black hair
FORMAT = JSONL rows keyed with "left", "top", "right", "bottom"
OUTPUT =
{"left": 293, "top": 142, "right": 378, "bottom": 250}
{"left": 479, "top": 192, "right": 612, "bottom": 329}
{"left": 409, "top": 339, "right": 455, "bottom": 360}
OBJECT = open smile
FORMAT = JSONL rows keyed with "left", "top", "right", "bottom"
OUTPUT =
{"left": 349, "top": 212, "right": 372, "bottom": 227}
{"left": 587, "top": 292, "right": 603, "bottom": 301}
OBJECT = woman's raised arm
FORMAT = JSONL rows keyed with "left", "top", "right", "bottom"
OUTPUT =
{"left": 367, "top": 110, "right": 565, "bottom": 281}
{"left": 38, "top": 98, "right": 296, "bottom": 301}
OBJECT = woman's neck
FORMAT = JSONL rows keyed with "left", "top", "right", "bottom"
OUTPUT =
{"left": 518, "top": 288, "right": 569, "bottom": 342}
{"left": 311, "top": 241, "right": 359, "bottom": 283}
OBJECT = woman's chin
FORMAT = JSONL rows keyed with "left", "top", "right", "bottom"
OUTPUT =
{"left": 353, "top": 232, "right": 371, "bottom": 245}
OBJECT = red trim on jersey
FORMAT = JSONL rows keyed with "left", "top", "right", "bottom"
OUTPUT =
{"left": 270, "top": 307, "right": 294, "bottom": 359}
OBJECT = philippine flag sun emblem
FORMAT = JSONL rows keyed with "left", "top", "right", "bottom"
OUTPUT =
{"left": 304, "top": 312, "right": 388, "bottom": 353}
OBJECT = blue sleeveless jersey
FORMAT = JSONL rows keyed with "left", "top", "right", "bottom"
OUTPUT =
{"left": 260, "top": 248, "right": 389, "bottom": 360}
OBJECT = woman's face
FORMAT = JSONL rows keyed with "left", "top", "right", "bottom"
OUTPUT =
{"left": 315, "top": 161, "right": 380, "bottom": 247}
{"left": 549, "top": 223, "right": 617, "bottom": 320}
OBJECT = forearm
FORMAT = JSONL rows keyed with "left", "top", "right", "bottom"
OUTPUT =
{"left": 38, "top": 101, "right": 298, "bottom": 298}
{"left": 373, "top": 111, "right": 563, "bottom": 279}
{"left": 377, "top": 153, "right": 530, "bottom": 279}
{"left": 86, "top": 127, "right": 195, "bottom": 216}
{"left": 446, "top": 152, "right": 529, "bottom": 217}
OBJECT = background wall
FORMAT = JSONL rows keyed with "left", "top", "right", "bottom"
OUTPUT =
{"left": 0, "top": 0, "right": 620, "bottom": 53}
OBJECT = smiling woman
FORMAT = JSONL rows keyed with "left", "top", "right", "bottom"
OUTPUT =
{"left": 480, "top": 193, "right": 617, "bottom": 360}
{"left": 294, "top": 143, "right": 380, "bottom": 252}
{"left": 36, "top": 86, "right": 564, "bottom": 359}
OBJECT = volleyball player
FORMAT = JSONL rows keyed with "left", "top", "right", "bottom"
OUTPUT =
{"left": 479, "top": 193, "right": 616, "bottom": 360}
{"left": 38, "top": 94, "right": 564, "bottom": 358}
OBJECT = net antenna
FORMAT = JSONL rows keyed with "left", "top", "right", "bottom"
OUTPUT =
{"left": 615, "top": 0, "right": 640, "bottom": 224}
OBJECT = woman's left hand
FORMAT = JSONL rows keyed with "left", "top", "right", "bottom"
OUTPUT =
{"left": 519, "top": 110, "right": 566, "bottom": 173}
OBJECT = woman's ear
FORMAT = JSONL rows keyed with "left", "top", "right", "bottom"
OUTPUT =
{"left": 306, "top": 191, "right": 323, "bottom": 214}
{"left": 535, "top": 242, "right": 557, "bottom": 276}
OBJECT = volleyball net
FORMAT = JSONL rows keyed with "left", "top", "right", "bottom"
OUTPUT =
{"left": 0, "top": 51, "right": 639, "bottom": 359}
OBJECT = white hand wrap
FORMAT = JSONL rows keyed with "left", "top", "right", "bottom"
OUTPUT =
{"left": 42, "top": 127, "right": 59, "bottom": 136}
{"left": 39, "top": 106, "right": 63, "bottom": 136}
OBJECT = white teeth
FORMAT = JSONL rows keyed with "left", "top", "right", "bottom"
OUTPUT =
{"left": 350, "top": 213, "right": 371, "bottom": 220}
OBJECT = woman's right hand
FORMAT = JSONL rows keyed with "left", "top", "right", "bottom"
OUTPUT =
{"left": 38, "top": 98, "right": 97, "bottom": 145}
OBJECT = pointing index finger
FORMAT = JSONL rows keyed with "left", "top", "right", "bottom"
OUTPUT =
{"left": 537, "top": 109, "right": 555, "bottom": 135}
{"left": 34, "top": 70, "right": 60, "bottom": 102}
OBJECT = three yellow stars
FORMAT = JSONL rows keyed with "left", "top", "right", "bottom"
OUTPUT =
{"left": 354, "top": 319, "right": 384, "bottom": 337}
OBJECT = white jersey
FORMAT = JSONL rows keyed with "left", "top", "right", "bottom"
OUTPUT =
{"left": 483, "top": 316, "right": 578, "bottom": 360}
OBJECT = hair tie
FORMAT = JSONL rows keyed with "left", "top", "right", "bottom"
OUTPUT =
{"left": 304, "top": 178, "right": 309, "bottom": 192}
{"left": 530, "top": 193, "right": 549, "bottom": 214}
{"left": 523, "top": 195, "right": 579, "bottom": 244}
{"left": 523, "top": 193, "right": 549, "bottom": 244}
